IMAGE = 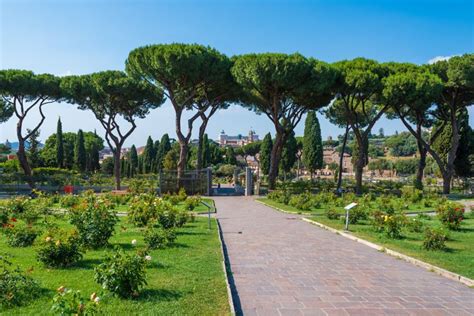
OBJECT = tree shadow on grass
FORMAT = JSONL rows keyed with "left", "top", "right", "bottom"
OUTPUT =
{"left": 176, "top": 231, "right": 205, "bottom": 236}
{"left": 74, "top": 258, "right": 103, "bottom": 269}
{"left": 136, "top": 288, "right": 183, "bottom": 303}
{"left": 167, "top": 242, "right": 189, "bottom": 249}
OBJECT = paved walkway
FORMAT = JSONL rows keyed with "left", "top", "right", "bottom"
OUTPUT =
{"left": 214, "top": 197, "right": 474, "bottom": 316}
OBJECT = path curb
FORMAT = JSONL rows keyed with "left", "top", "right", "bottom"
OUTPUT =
{"left": 255, "top": 199, "right": 311, "bottom": 216}
{"left": 216, "top": 217, "right": 237, "bottom": 315}
{"left": 302, "top": 217, "right": 474, "bottom": 288}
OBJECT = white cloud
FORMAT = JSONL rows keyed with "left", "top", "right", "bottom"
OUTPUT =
{"left": 428, "top": 55, "right": 458, "bottom": 64}
{"left": 58, "top": 70, "right": 72, "bottom": 77}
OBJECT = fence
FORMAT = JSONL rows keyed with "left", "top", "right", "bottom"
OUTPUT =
{"left": 159, "top": 169, "right": 211, "bottom": 196}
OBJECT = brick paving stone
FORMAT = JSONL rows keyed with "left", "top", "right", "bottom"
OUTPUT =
{"left": 214, "top": 197, "right": 474, "bottom": 315}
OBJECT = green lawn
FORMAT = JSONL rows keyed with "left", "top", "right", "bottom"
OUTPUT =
{"left": 259, "top": 198, "right": 474, "bottom": 280}
{"left": 1, "top": 216, "right": 230, "bottom": 315}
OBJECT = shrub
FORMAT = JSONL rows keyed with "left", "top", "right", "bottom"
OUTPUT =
{"left": 175, "top": 210, "right": 190, "bottom": 227}
{"left": 177, "top": 188, "right": 187, "bottom": 202}
{"left": 127, "top": 194, "right": 159, "bottom": 227}
{"left": 376, "top": 196, "right": 401, "bottom": 215}
{"left": 0, "top": 206, "right": 10, "bottom": 225}
{"left": 267, "top": 190, "right": 291, "bottom": 205}
{"left": 288, "top": 193, "right": 313, "bottom": 211}
{"left": 128, "top": 178, "right": 156, "bottom": 195}
{"left": 422, "top": 227, "right": 448, "bottom": 251}
{"left": 69, "top": 196, "right": 118, "bottom": 249}
{"left": 407, "top": 217, "right": 424, "bottom": 233}
{"left": 94, "top": 248, "right": 148, "bottom": 298}
{"left": 36, "top": 229, "right": 83, "bottom": 268}
{"left": 60, "top": 194, "right": 81, "bottom": 208}
{"left": 326, "top": 208, "right": 340, "bottom": 220}
{"left": 371, "top": 210, "right": 386, "bottom": 233}
{"left": 6, "top": 196, "right": 30, "bottom": 215}
{"left": 345, "top": 205, "right": 368, "bottom": 224}
{"left": 384, "top": 214, "right": 406, "bottom": 239}
{"left": 401, "top": 188, "right": 423, "bottom": 203}
{"left": 0, "top": 255, "right": 42, "bottom": 309}
{"left": 436, "top": 202, "right": 464, "bottom": 230}
{"left": 156, "top": 203, "right": 180, "bottom": 229}
{"left": 52, "top": 286, "right": 100, "bottom": 315}
{"left": 2, "top": 220, "right": 38, "bottom": 247}
{"left": 184, "top": 196, "right": 201, "bottom": 211}
{"left": 144, "top": 227, "right": 177, "bottom": 249}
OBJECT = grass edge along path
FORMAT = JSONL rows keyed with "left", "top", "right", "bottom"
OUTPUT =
{"left": 257, "top": 198, "right": 474, "bottom": 285}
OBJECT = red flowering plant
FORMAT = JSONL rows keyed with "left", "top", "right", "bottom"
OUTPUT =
{"left": 436, "top": 202, "right": 465, "bottom": 230}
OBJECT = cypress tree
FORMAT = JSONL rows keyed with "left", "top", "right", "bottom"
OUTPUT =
{"left": 280, "top": 131, "right": 297, "bottom": 177}
{"left": 130, "top": 145, "right": 138, "bottom": 177}
{"left": 142, "top": 136, "right": 155, "bottom": 173}
{"left": 56, "top": 117, "right": 64, "bottom": 168}
{"left": 225, "top": 146, "right": 237, "bottom": 165}
{"left": 152, "top": 140, "right": 160, "bottom": 172}
{"left": 260, "top": 133, "right": 273, "bottom": 176}
{"left": 156, "top": 134, "right": 171, "bottom": 171}
{"left": 74, "top": 129, "right": 86, "bottom": 172}
{"left": 27, "top": 128, "right": 42, "bottom": 168}
{"left": 303, "top": 111, "right": 323, "bottom": 178}
{"left": 202, "top": 134, "right": 211, "bottom": 168}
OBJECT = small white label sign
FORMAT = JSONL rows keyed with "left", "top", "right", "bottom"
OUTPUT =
{"left": 344, "top": 202, "right": 358, "bottom": 210}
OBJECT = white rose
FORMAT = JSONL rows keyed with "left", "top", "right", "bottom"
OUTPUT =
{"left": 131, "top": 239, "right": 137, "bottom": 246}
{"left": 145, "top": 255, "right": 152, "bottom": 261}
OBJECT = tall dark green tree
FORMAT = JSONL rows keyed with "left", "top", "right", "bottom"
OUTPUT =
{"left": 201, "top": 134, "right": 211, "bottom": 168}
{"left": 56, "top": 117, "right": 64, "bottom": 168}
{"left": 232, "top": 53, "right": 337, "bottom": 188}
{"left": 156, "top": 134, "right": 171, "bottom": 172}
{"left": 280, "top": 131, "right": 298, "bottom": 179}
{"left": 61, "top": 71, "right": 164, "bottom": 190}
{"left": 260, "top": 133, "right": 273, "bottom": 176}
{"left": 0, "top": 70, "right": 62, "bottom": 187}
{"left": 225, "top": 146, "right": 237, "bottom": 165}
{"left": 142, "top": 136, "right": 155, "bottom": 173}
{"left": 126, "top": 43, "right": 230, "bottom": 182}
{"left": 74, "top": 129, "right": 86, "bottom": 172}
{"left": 152, "top": 140, "right": 160, "bottom": 172}
{"left": 302, "top": 111, "right": 323, "bottom": 178}
{"left": 129, "top": 145, "right": 138, "bottom": 177}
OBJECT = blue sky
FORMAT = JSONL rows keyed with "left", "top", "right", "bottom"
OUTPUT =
{"left": 1, "top": 0, "right": 473, "bottom": 146}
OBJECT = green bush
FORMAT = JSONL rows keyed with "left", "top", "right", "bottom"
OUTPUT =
{"left": 422, "top": 227, "right": 448, "bottom": 251}
{"left": 267, "top": 189, "right": 291, "bottom": 205}
{"left": 36, "top": 229, "right": 83, "bottom": 268}
{"left": 6, "top": 196, "right": 30, "bottom": 215}
{"left": 52, "top": 287, "right": 100, "bottom": 316}
{"left": 346, "top": 205, "right": 368, "bottom": 224}
{"left": 184, "top": 196, "right": 201, "bottom": 211}
{"left": 0, "top": 206, "right": 9, "bottom": 225}
{"left": 436, "top": 202, "right": 465, "bottom": 230}
{"left": 325, "top": 208, "right": 340, "bottom": 220}
{"left": 376, "top": 196, "right": 401, "bottom": 215}
{"left": 127, "top": 194, "right": 159, "bottom": 227}
{"left": 384, "top": 214, "right": 406, "bottom": 239}
{"left": 128, "top": 178, "right": 156, "bottom": 195}
{"left": 69, "top": 196, "right": 118, "bottom": 249}
{"left": 0, "top": 255, "right": 42, "bottom": 309}
{"left": 407, "top": 217, "right": 424, "bottom": 233}
{"left": 288, "top": 193, "right": 313, "bottom": 211}
{"left": 59, "top": 194, "right": 81, "bottom": 208}
{"left": 2, "top": 220, "right": 38, "bottom": 247}
{"left": 94, "top": 248, "right": 149, "bottom": 298}
{"left": 144, "top": 227, "right": 176, "bottom": 249}
{"left": 401, "top": 188, "right": 423, "bottom": 203}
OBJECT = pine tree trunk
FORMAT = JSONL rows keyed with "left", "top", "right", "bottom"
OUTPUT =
{"left": 113, "top": 146, "right": 122, "bottom": 191}
{"left": 196, "top": 121, "right": 208, "bottom": 170}
{"left": 178, "top": 142, "right": 188, "bottom": 187}
{"left": 415, "top": 144, "right": 426, "bottom": 190}
{"left": 337, "top": 125, "right": 349, "bottom": 192}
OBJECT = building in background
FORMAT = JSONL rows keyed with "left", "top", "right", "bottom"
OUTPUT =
{"left": 218, "top": 130, "right": 259, "bottom": 147}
